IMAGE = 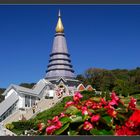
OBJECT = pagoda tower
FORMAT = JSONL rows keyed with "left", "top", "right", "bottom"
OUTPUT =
{"left": 45, "top": 10, "right": 80, "bottom": 87}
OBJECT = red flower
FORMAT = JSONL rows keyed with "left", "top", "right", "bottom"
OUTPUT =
{"left": 83, "top": 121, "right": 93, "bottom": 131}
{"left": 73, "top": 92, "right": 83, "bottom": 102}
{"left": 46, "top": 125, "right": 56, "bottom": 135}
{"left": 92, "top": 103, "right": 101, "bottom": 109}
{"left": 107, "top": 108, "right": 117, "bottom": 118}
{"left": 100, "top": 98, "right": 107, "bottom": 106}
{"left": 55, "top": 121, "right": 62, "bottom": 129}
{"left": 128, "top": 109, "right": 140, "bottom": 127}
{"left": 85, "top": 100, "right": 94, "bottom": 107}
{"left": 81, "top": 106, "right": 88, "bottom": 115}
{"left": 65, "top": 101, "right": 74, "bottom": 108}
{"left": 128, "top": 97, "right": 137, "bottom": 110}
{"left": 125, "top": 121, "right": 135, "bottom": 128}
{"left": 115, "top": 125, "right": 134, "bottom": 136}
{"left": 38, "top": 123, "right": 45, "bottom": 132}
{"left": 52, "top": 116, "right": 59, "bottom": 123}
{"left": 111, "top": 92, "right": 119, "bottom": 102}
{"left": 91, "top": 114, "right": 100, "bottom": 122}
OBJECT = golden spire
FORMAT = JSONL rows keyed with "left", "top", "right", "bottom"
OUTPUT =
{"left": 55, "top": 10, "right": 64, "bottom": 33}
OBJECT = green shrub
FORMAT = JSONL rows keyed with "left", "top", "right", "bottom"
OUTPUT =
{"left": 5, "top": 123, "right": 14, "bottom": 130}
{"left": 80, "top": 90, "right": 96, "bottom": 101}
{"left": 12, "top": 120, "right": 34, "bottom": 130}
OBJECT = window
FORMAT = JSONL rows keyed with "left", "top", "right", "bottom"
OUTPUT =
{"left": 25, "top": 95, "right": 30, "bottom": 107}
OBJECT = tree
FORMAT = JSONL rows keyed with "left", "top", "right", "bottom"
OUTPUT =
{"left": 19, "top": 83, "right": 36, "bottom": 89}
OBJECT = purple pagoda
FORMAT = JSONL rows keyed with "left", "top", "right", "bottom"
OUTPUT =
{"left": 45, "top": 10, "right": 80, "bottom": 87}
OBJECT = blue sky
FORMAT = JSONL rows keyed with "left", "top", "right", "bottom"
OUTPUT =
{"left": 0, "top": 5, "right": 140, "bottom": 88}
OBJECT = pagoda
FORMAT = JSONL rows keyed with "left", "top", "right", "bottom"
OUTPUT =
{"left": 45, "top": 10, "right": 80, "bottom": 87}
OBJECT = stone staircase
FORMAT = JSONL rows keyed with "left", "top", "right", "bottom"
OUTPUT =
{"left": 1, "top": 97, "right": 62, "bottom": 136}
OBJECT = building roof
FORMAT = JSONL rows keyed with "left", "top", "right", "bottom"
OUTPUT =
{"left": 49, "top": 77, "right": 81, "bottom": 87}
{"left": 0, "top": 91, "right": 18, "bottom": 116}
{"left": 2, "top": 79, "right": 54, "bottom": 98}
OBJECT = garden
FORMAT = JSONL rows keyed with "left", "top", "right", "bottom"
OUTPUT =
{"left": 6, "top": 90, "right": 140, "bottom": 136}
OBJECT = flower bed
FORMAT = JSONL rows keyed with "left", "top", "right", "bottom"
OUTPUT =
{"left": 37, "top": 92, "right": 140, "bottom": 136}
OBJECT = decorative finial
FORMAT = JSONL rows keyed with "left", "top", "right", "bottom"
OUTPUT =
{"left": 58, "top": 9, "right": 61, "bottom": 17}
{"left": 55, "top": 10, "right": 64, "bottom": 33}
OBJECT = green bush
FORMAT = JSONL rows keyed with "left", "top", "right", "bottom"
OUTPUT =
{"left": 32, "top": 96, "right": 73, "bottom": 123}
{"left": 80, "top": 90, "right": 96, "bottom": 101}
{"left": 5, "top": 123, "right": 14, "bottom": 130}
{"left": 12, "top": 120, "right": 34, "bottom": 130}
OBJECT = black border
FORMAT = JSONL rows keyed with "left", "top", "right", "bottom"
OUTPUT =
{"left": 0, "top": 0, "right": 140, "bottom": 4}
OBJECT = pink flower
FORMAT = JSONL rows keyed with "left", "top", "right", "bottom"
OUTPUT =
{"left": 52, "top": 116, "right": 59, "bottom": 123}
{"left": 46, "top": 125, "right": 56, "bottom": 135}
{"left": 111, "top": 91, "right": 119, "bottom": 102}
{"left": 91, "top": 115, "right": 100, "bottom": 122}
{"left": 46, "top": 117, "right": 62, "bottom": 134}
{"left": 83, "top": 121, "right": 93, "bottom": 131}
{"left": 81, "top": 106, "right": 88, "bottom": 115}
{"left": 109, "top": 99, "right": 118, "bottom": 106}
{"left": 128, "top": 97, "right": 137, "bottom": 110}
{"left": 47, "top": 120, "right": 51, "bottom": 124}
{"left": 65, "top": 101, "right": 74, "bottom": 108}
{"left": 59, "top": 112, "right": 65, "bottom": 118}
{"left": 73, "top": 92, "right": 83, "bottom": 102}
{"left": 55, "top": 121, "right": 62, "bottom": 129}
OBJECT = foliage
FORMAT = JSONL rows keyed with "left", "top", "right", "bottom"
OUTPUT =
{"left": 12, "top": 120, "right": 34, "bottom": 130}
{"left": 5, "top": 123, "right": 14, "bottom": 130}
{"left": 35, "top": 91, "right": 140, "bottom": 136}
{"left": 0, "top": 88, "right": 5, "bottom": 103}
{"left": 32, "top": 96, "right": 73, "bottom": 123}
{"left": 19, "top": 83, "right": 36, "bottom": 89}
{"left": 76, "top": 67, "right": 140, "bottom": 96}
{"left": 80, "top": 90, "right": 96, "bottom": 101}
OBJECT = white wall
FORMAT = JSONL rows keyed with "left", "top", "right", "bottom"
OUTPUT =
{"left": 5, "top": 89, "right": 17, "bottom": 99}
{"left": 17, "top": 94, "right": 25, "bottom": 108}
{"left": 48, "top": 90, "right": 54, "bottom": 97}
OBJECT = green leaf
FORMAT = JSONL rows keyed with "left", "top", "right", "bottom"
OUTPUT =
{"left": 94, "top": 108, "right": 106, "bottom": 114}
{"left": 116, "top": 108, "right": 127, "bottom": 114}
{"left": 82, "top": 114, "right": 90, "bottom": 121}
{"left": 60, "top": 117, "right": 71, "bottom": 125}
{"left": 101, "top": 116, "right": 112, "bottom": 126}
{"left": 65, "top": 106, "right": 79, "bottom": 115}
{"left": 68, "top": 130, "right": 79, "bottom": 135}
{"left": 88, "top": 109, "right": 95, "bottom": 113}
{"left": 117, "top": 113, "right": 127, "bottom": 122}
{"left": 54, "top": 123, "right": 70, "bottom": 135}
{"left": 92, "top": 97, "right": 101, "bottom": 102}
{"left": 70, "top": 115, "right": 83, "bottom": 123}
{"left": 90, "top": 128, "right": 114, "bottom": 135}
